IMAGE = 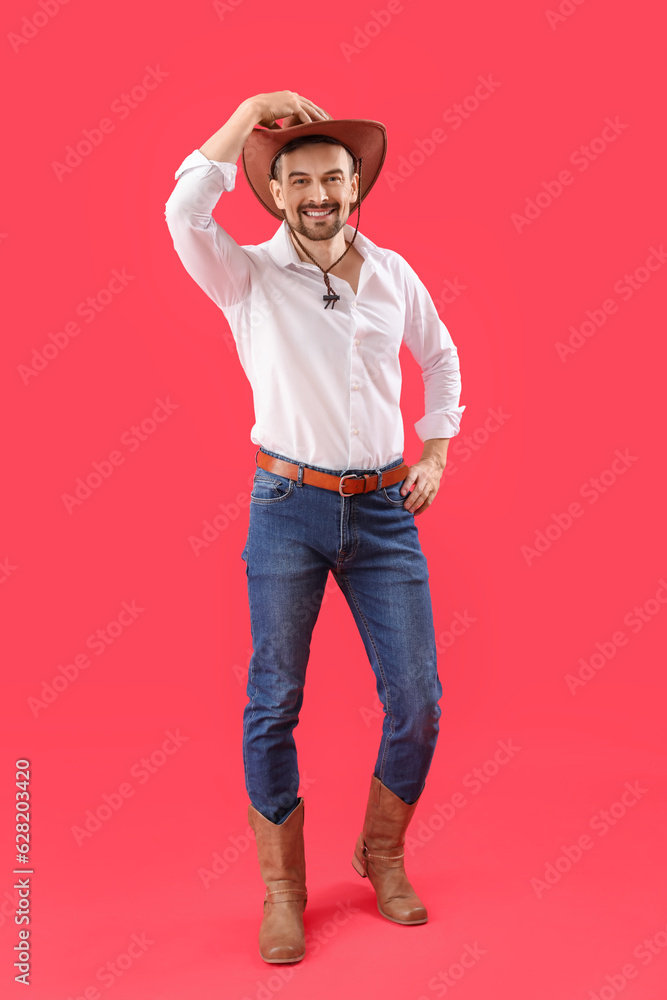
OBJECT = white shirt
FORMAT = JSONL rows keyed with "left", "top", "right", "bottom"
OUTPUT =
{"left": 164, "top": 148, "right": 465, "bottom": 471}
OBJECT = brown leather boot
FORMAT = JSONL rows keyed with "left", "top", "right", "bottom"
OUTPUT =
{"left": 351, "top": 775, "right": 427, "bottom": 925}
{"left": 247, "top": 797, "right": 307, "bottom": 963}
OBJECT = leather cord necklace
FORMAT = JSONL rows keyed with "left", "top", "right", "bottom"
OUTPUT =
{"left": 281, "top": 156, "right": 364, "bottom": 309}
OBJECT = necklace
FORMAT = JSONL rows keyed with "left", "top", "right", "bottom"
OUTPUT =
{"left": 281, "top": 156, "right": 363, "bottom": 310}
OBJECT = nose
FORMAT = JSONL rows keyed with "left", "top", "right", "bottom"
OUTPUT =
{"left": 313, "top": 179, "right": 329, "bottom": 203}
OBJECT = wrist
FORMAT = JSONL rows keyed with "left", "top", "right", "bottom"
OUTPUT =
{"left": 238, "top": 96, "right": 262, "bottom": 123}
{"left": 420, "top": 438, "right": 449, "bottom": 471}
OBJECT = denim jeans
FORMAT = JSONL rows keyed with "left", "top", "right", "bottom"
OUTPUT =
{"left": 241, "top": 446, "right": 443, "bottom": 825}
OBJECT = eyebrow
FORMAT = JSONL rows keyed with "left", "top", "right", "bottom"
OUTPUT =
{"left": 287, "top": 168, "right": 345, "bottom": 178}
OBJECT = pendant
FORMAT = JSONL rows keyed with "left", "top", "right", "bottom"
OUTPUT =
{"left": 323, "top": 293, "right": 340, "bottom": 309}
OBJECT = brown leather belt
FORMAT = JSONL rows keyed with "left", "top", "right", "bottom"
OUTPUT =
{"left": 256, "top": 449, "right": 409, "bottom": 496}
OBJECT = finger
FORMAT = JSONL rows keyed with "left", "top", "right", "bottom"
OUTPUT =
{"left": 299, "top": 98, "right": 331, "bottom": 120}
{"left": 407, "top": 492, "right": 426, "bottom": 508}
{"left": 411, "top": 488, "right": 432, "bottom": 512}
{"left": 404, "top": 494, "right": 421, "bottom": 512}
{"left": 405, "top": 485, "right": 432, "bottom": 511}
{"left": 300, "top": 97, "right": 328, "bottom": 114}
{"left": 405, "top": 486, "right": 428, "bottom": 505}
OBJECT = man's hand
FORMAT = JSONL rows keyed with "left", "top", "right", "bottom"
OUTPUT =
{"left": 253, "top": 91, "right": 332, "bottom": 130}
{"left": 400, "top": 438, "right": 450, "bottom": 515}
{"left": 198, "top": 92, "right": 332, "bottom": 171}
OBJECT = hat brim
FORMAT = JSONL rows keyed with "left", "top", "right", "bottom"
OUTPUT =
{"left": 242, "top": 119, "right": 387, "bottom": 221}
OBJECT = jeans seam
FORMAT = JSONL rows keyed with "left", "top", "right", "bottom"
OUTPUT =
{"left": 242, "top": 518, "right": 258, "bottom": 780}
{"left": 349, "top": 496, "right": 360, "bottom": 561}
{"left": 337, "top": 571, "right": 394, "bottom": 781}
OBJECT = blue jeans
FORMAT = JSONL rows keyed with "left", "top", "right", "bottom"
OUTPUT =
{"left": 241, "top": 446, "right": 443, "bottom": 825}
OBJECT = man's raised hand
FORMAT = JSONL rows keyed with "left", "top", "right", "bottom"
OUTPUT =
{"left": 252, "top": 91, "right": 332, "bottom": 130}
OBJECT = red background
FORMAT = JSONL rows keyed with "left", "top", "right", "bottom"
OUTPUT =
{"left": 2, "top": 1, "right": 666, "bottom": 997}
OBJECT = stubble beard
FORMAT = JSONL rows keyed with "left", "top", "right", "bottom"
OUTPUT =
{"left": 290, "top": 204, "right": 346, "bottom": 242}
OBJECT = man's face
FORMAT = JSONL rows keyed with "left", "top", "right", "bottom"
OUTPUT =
{"left": 269, "top": 144, "right": 359, "bottom": 242}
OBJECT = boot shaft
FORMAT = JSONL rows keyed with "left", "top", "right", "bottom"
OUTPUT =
{"left": 361, "top": 776, "right": 421, "bottom": 850}
{"left": 248, "top": 797, "right": 307, "bottom": 888}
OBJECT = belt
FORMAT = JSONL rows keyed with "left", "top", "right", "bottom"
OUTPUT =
{"left": 256, "top": 450, "right": 410, "bottom": 496}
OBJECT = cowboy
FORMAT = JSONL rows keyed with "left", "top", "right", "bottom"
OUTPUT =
{"left": 164, "top": 90, "right": 466, "bottom": 964}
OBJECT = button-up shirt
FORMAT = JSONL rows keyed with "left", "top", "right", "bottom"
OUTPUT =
{"left": 164, "top": 148, "right": 465, "bottom": 471}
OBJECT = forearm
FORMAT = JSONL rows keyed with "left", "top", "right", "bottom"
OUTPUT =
{"left": 199, "top": 97, "right": 262, "bottom": 164}
{"left": 420, "top": 437, "right": 450, "bottom": 471}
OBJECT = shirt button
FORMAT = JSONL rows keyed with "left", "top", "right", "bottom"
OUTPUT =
{"left": 352, "top": 429, "right": 359, "bottom": 435}
{"left": 355, "top": 339, "right": 361, "bottom": 346}
{"left": 351, "top": 301, "right": 357, "bottom": 309}
{"left": 352, "top": 383, "right": 359, "bottom": 390}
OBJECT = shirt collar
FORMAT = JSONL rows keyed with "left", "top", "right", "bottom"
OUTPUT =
{"left": 265, "top": 218, "right": 385, "bottom": 271}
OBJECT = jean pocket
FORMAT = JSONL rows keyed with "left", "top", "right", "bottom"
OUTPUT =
{"left": 250, "top": 470, "right": 295, "bottom": 504}
{"left": 381, "top": 478, "right": 411, "bottom": 508}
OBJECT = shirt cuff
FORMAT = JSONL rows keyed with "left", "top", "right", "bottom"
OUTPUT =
{"left": 415, "top": 405, "right": 466, "bottom": 441}
{"left": 174, "top": 148, "right": 238, "bottom": 189}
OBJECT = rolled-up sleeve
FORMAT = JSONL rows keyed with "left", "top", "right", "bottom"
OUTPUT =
{"left": 164, "top": 148, "right": 252, "bottom": 308}
{"left": 401, "top": 260, "right": 466, "bottom": 440}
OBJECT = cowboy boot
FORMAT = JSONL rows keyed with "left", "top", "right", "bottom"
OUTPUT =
{"left": 247, "top": 797, "right": 308, "bottom": 963}
{"left": 351, "top": 774, "right": 427, "bottom": 925}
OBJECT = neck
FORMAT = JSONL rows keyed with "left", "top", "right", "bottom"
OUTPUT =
{"left": 287, "top": 226, "right": 349, "bottom": 271}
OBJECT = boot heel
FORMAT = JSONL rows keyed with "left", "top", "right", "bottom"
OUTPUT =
{"left": 351, "top": 852, "right": 366, "bottom": 878}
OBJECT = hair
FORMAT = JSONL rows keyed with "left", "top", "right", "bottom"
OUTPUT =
{"left": 270, "top": 135, "right": 357, "bottom": 184}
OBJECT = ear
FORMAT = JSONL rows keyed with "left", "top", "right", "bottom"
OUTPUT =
{"left": 350, "top": 171, "right": 360, "bottom": 205}
{"left": 269, "top": 177, "right": 284, "bottom": 210}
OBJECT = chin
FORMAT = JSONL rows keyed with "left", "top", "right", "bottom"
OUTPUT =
{"left": 300, "top": 213, "right": 344, "bottom": 234}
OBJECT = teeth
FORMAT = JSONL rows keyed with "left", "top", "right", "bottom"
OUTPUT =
{"left": 304, "top": 210, "right": 333, "bottom": 216}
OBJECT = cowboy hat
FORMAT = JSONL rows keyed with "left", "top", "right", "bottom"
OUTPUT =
{"left": 242, "top": 118, "right": 387, "bottom": 221}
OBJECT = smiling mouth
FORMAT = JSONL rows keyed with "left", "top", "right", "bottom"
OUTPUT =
{"left": 302, "top": 208, "right": 336, "bottom": 218}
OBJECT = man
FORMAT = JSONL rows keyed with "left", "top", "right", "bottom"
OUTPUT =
{"left": 164, "top": 90, "right": 465, "bottom": 964}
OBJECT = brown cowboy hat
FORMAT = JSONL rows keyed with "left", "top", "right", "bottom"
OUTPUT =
{"left": 241, "top": 118, "right": 387, "bottom": 221}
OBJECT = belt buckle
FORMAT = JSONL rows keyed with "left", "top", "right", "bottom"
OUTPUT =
{"left": 339, "top": 472, "right": 372, "bottom": 496}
